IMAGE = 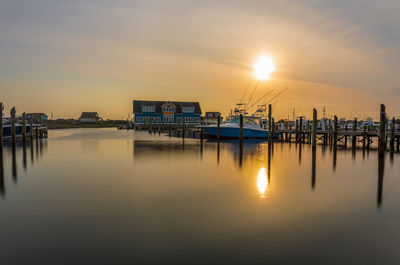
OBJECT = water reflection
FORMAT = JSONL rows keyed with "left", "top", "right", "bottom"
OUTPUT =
{"left": 377, "top": 153, "right": 385, "bottom": 208}
{"left": 311, "top": 147, "right": 316, "bottom": 190}
{"left": 1, "top": 140, "right": 47, "bottom": 199}
{"left": 257, "top": 167, "right": 268, "bottom": 198}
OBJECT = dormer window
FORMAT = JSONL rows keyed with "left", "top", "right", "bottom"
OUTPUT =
{"left": 163, "top": 106, "right": 174, "bottom": 112}
{"left": 182, "top": 107, "right": 195, "bottom": 113}
{"left": 142, "top": 106, "right": 155, "bottom": 112}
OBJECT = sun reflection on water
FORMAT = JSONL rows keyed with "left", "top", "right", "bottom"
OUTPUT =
{"left": 257, "top": 167, "right": 268, "bottom": 198}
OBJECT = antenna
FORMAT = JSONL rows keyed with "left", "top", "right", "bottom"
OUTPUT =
{"left": 323, "top": 106, "right": 326, "bottom": 118}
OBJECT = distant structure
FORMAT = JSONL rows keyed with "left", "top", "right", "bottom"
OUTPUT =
{"left": 133, "top": 100, "right": 202, "bottom": 124}
{"left": 79, "top": 112, "right": 101, "bottom": 123}
{"left": 26, "top": 113, "right": 48, "bottom": 121}
{"left": 203, "top": 112, "right": 222, "bottom": 124}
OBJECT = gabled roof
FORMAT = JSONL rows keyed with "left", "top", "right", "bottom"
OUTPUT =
{"left": 79, "top": 112, "right": 99, "bottom": 119}
{"left": 133, "top": 100, "right": 202, "bottom": 114}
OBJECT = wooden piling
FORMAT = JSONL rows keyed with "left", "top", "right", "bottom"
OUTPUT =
{"left": 299, "top": 116, "right": 303, "bottom": 143}
{"left": 217, "top": 114, "right": 220, "bottom": 141}
{"left": 333, "top": 116, "right": 338, "bottom": 149}
{"left": 239, "top": 114, "right": 243, "bottom": 141}
{"left": 10, "top": 107, "right": 16, "bottom": 143}
{"left": 22, "top": 112, "right": 26, "bottom": 143}
{"left": 271, "top": 118, "right": 275, "bottom": 140}
{"left": 30, "top": 116, "right": 34, "bottom": 139}
{"left": 182, "top": 120, "right": 185, "bottom": 139}
{"left": 352, "top": 118, "right": 357, "bottom": 149}
{"left": 379, "top": 104, "right": 386, "bottom": 154}
{"left": 312, "top": 109, "right": 317, "bottom": 147}
{"left": 268, "top": 104, "right": 272, "bottom": 142}
{"left": 390, "top": 117, "right": 395, "bottom": 152}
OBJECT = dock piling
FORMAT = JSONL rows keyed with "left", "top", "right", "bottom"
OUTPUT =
{"left": 239, "top": 114, "right": 243, "bottom": 141}
{"left": 217, "top": 114, "right": 220, "bottom": 141}
{"left": 312, "top": 109, "right": 317, "bottom": 147}
{"left": 10, "top": 107, "right": 16, "bottom": 143}
{"left": 379, "top": 104, "right": 386, "bottom": 154}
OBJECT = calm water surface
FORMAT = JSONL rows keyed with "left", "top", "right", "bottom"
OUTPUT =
{"left": 1, "top": 128, "right": 400, "bottom": 264}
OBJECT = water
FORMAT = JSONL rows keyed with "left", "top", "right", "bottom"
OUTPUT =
{"left": 0, "top": 128, "right": 400, "bottom": 264}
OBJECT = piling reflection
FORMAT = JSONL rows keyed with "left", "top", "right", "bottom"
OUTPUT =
{"left": 333, "top": 145, "right": 337, "bottom": 171}
{"left": 0, "top": 140, "right": 47, "bottom": 199}
{"left": 311, "top": 146, "right": 316, "bottom": 190}
{"left": 23, "top": 144, "right": 27, "bottom": 171}
{"left": 377, "top": 153, "right": 385, "bottom": 208}
{"left": 257, "top": 167, "right": 268, "bottom": 198}
{"left": 12, "top": 143, "right": 17, "bottom": 182}
{"left": 217, "top": 142, "right": 220, "bottom": 165}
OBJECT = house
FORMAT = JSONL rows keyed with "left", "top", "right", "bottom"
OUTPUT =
{"left": 133, "top": 100, "right": 202, "bottom": 124}
{"left": 79, "top": 112, "right": 101, "bottom": 123}
{"left": 203, "top": 112, "right": 222, "bottom": 124}
{"left": 26, "top": 113, "right": 48, "bottom": 121}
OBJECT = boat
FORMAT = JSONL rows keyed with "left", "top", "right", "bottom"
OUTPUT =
{"left": 198, "top": 117, "right": 278, "bottom": 139}
{"left": 2, "top": 124, "right": 34, "bottom": 139}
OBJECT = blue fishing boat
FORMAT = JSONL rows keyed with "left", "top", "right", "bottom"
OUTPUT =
{"left": 198, "top": 117, "right": 278, "bottom": 139}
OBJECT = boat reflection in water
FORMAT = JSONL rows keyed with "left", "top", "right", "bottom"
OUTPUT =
{"left": 257, "top": 167, "right": 268, "bottom": 198}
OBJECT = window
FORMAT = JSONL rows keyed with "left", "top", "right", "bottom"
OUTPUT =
{"left": 163, "top": 114, "right": 174, "bottom": 123}
{"left": 163, "top": 106, "right": 174, "bottom": 112}
{"left": 182, "top": 107, "right": 195, "bottom": 113}
{"left": 136, "top": 116, "right": 143, "bottom": 122}
{"left": 142, "top": 106, "right": 155, "bottom": 112}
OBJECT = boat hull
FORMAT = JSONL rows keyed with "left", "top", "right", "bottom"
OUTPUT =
{"left": 199, "top": 126, "right": 277, "bottom": 139}
{"left": 2, "top": 125, "right": 32, "bottom": 139}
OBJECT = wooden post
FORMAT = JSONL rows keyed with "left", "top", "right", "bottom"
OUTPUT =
{"left": 299, "top": 116, "right": 303, "bottom": 143}
{"left": 295, "top": 119, "right": 298, "bottom": 142}
{"left": 390, "top": 117, "right": 395, "bottom": 153}
{"left": 352, "top": 118, "right": 357, "bottom": 149}
{"left": 22, "top": 112, "right": 26, "bottom": 144}
{"left": 10, "top": 107, "right": 16, "bottom": 143}
{"left": 182, "top": 120, "right": 185, "bottom": 139}
{"left": 328, "top": 119, "right": 332, "bottom": 145}
{"left": 239, "top": 114, "right": 243, "bottom": 141}
{"left": 362, "top": 126, "right": 367, "bottom": 151}
{"left": 312, "top": 108, "right": 317, "bottom": 147}
{"left": 0, "top": 102, "right": 3, "bottom": 148}
{"left": 217, "top": 114, "right": 220, "bottom": 141}
{"left": 30, "top": 115, "right": 34, "bottom": 139}
{"left": 379, "top": 104, "right": 386, "bottom": 154}
{"left": 271, "top": 118, "right": 275, "bottom": 140}
{"left": 333, "top": 116, "right": 338, "bottom": 149}
{"left": 268, "top": 104, "right": 272, "bottom": 142}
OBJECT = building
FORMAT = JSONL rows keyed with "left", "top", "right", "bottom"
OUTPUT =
{"left": 203, "top": 112, "right": 222, "bottom": 124}
{"left": 133, "top": 100, "right": 202, "bottom": 124}
{"left": 26, "top": 113, "right": 48, "bottom": 121}
{"left": 79, "top": 112, "right": 101, "bottom": 123}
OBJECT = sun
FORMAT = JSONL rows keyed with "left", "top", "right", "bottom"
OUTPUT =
{"left": 253, "top": 55, "right": 275, "bottom": 80}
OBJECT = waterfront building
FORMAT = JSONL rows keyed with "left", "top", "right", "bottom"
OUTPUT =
{"left": 79, "top": 112, "right": 101, "bottom": 123}
{"left": 203, "top": 112, "right": 222, "bottom": 124}
{"left": 26, "top": 113, "right": 48, "bottom": 121}
{"left": 133, "top": 100, "right": 202, "bottom": 124}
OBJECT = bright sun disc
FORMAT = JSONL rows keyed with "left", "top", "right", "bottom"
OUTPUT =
{"left": 253, "top": 56, "right": 275, "bottom": 80}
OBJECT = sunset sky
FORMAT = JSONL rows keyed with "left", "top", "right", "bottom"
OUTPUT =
{"left": 1, "top": 0, "right": 399, "bottom": 120}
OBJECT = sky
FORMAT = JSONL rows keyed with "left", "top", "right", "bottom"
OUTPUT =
{"left": 1, "top": 0, "right": 399, "bottom": 120}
